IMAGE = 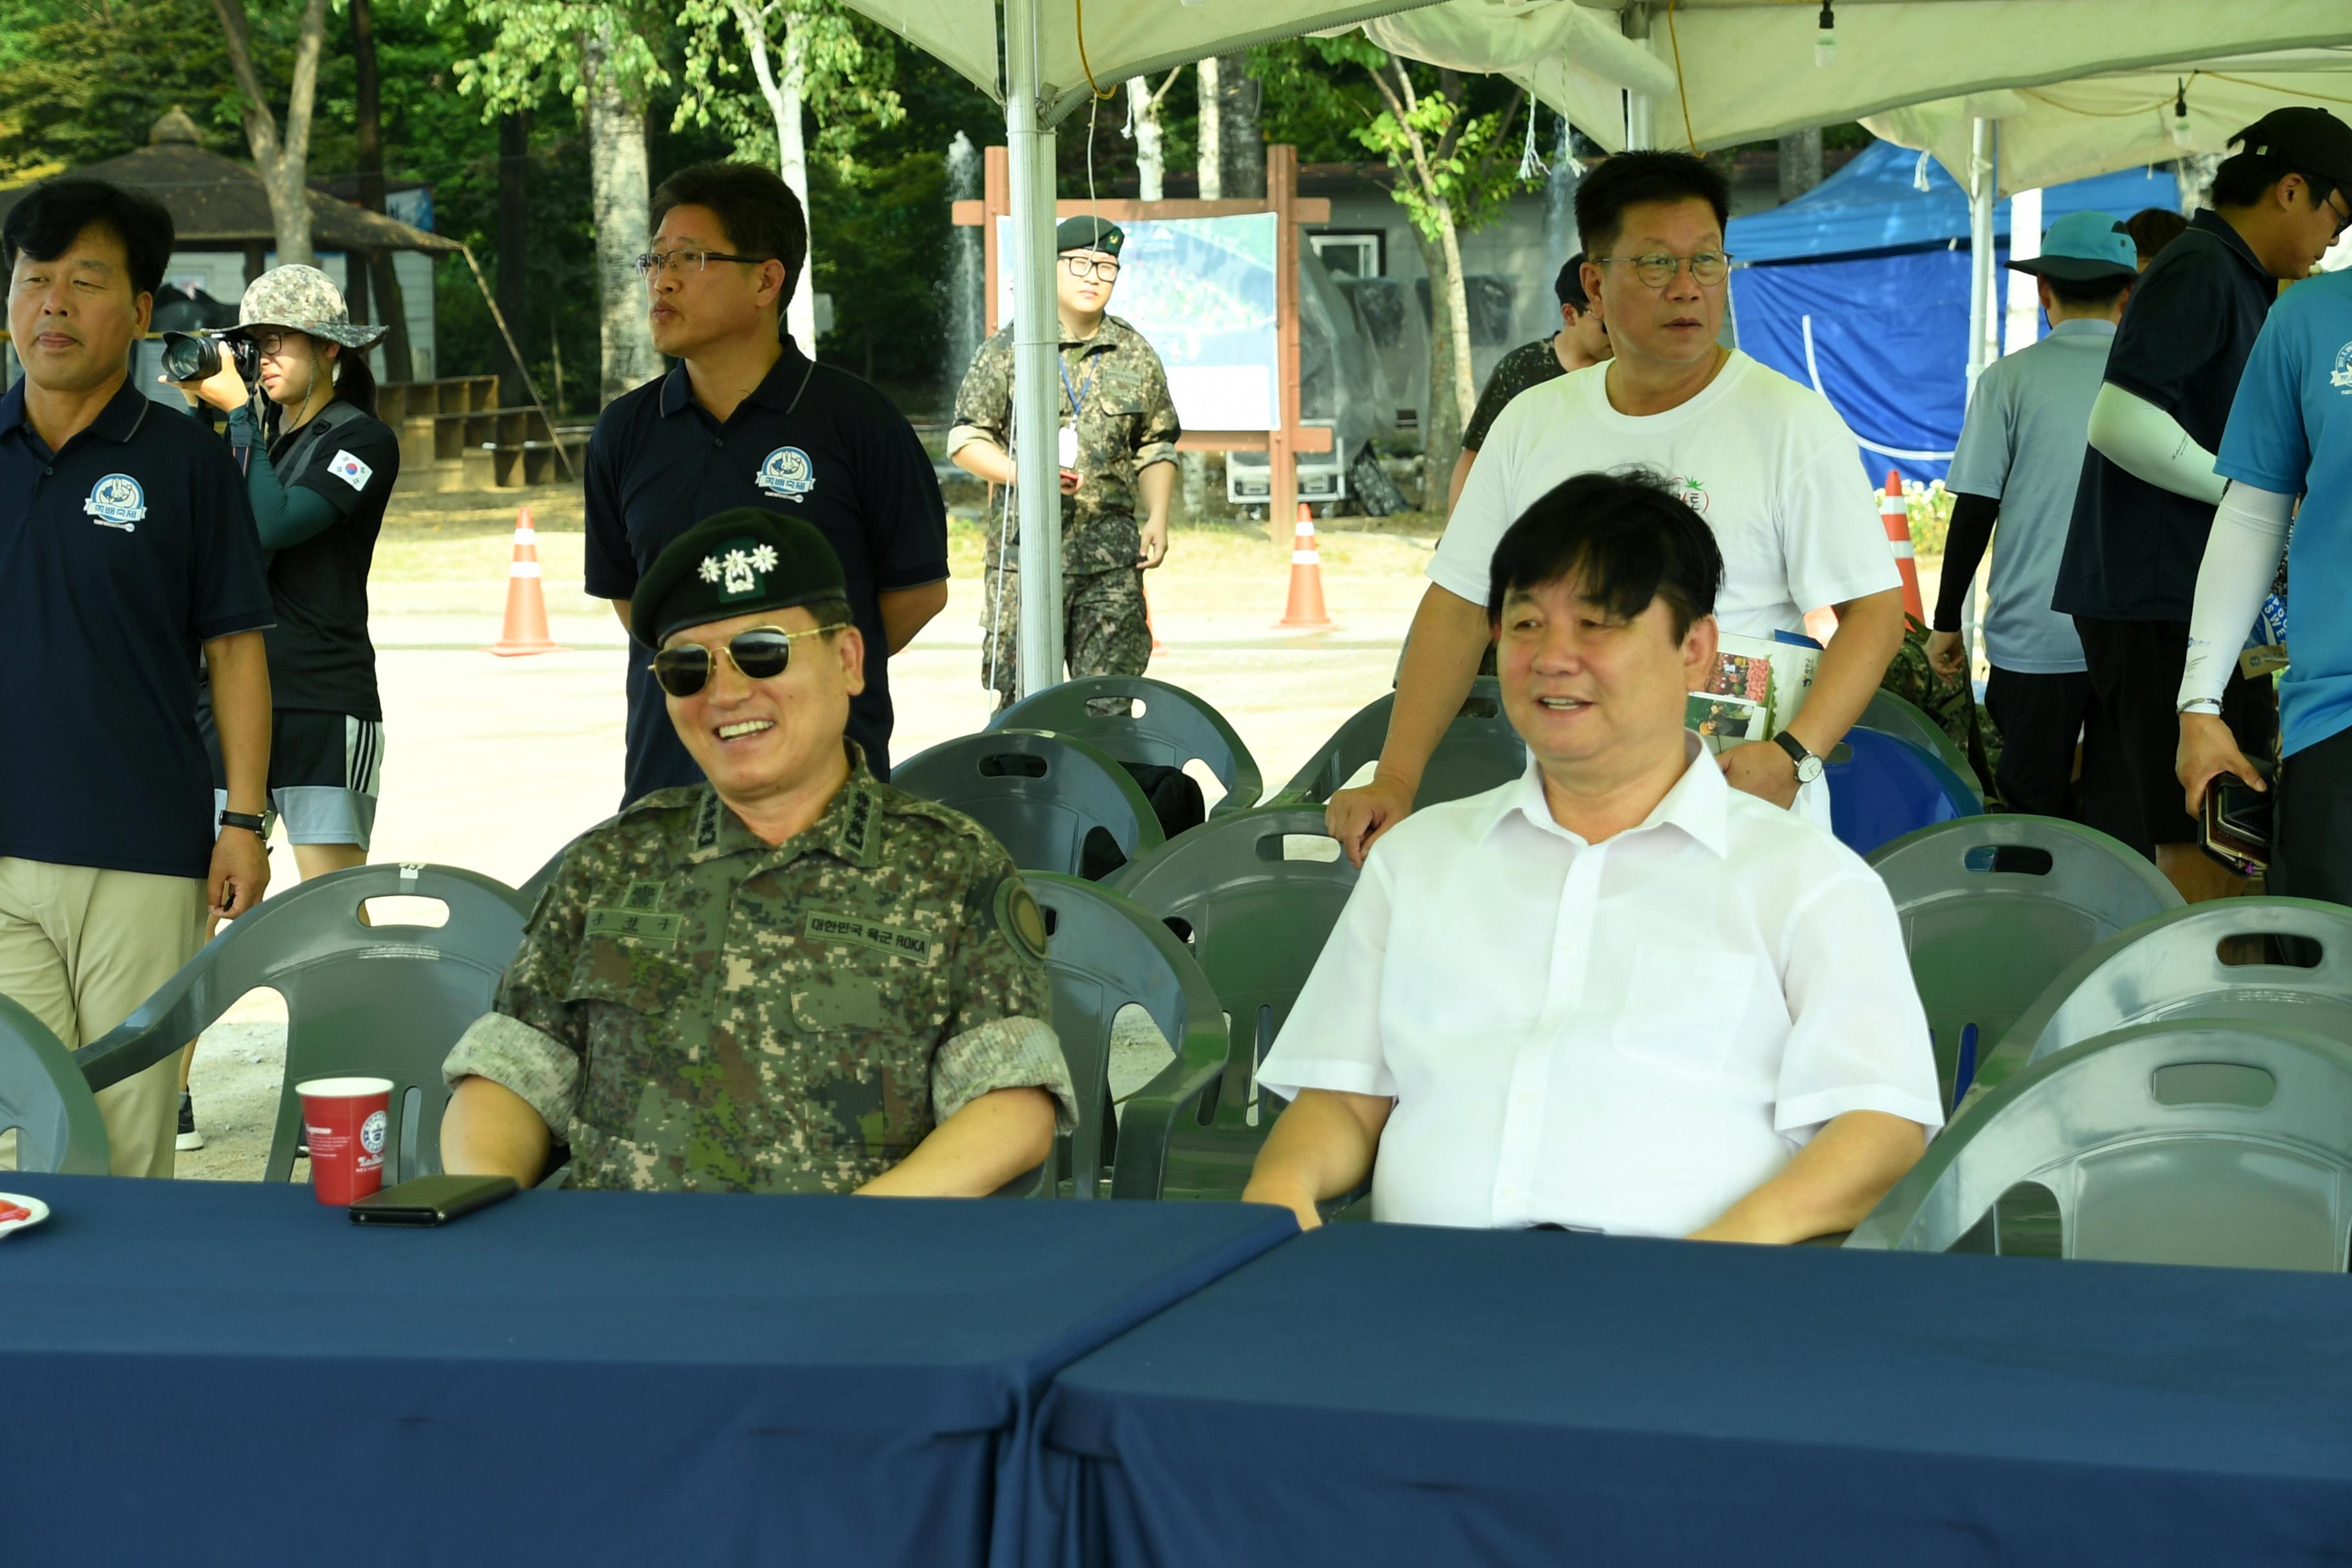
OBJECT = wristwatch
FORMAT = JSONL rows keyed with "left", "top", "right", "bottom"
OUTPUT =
{"left": 1771, "top": 730, "right": 1826, "bottom": 785}
{"left": 218, "top": 809, "right": 269, "bottom": 836}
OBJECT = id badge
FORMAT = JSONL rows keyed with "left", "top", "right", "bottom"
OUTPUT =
{"left": 1057, "top": 425, "right": 1079, "bottom": 471}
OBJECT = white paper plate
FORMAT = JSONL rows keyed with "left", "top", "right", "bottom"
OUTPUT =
{"left": 0, "top": 1193, "right": 52, "bottom": 1240}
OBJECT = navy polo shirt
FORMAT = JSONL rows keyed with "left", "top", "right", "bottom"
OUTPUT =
{"left": 583, "top": 339, "right": 949, "bottom": 808}
{"left": 0, "top": 378, "right": 273, "bottom": 879}
{"left": 2053, "top": 210, "right": 2277, "bottom": 623}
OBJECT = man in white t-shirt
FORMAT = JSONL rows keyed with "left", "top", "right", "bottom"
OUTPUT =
{"left": 1243, "top": 471, "right": 1941, "bottom": 1238}
{"left": 1328, "top": 150, "right": 1905, "bottom": 860}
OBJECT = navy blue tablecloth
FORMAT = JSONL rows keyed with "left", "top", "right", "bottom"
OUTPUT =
{"left": 0, "top": 1175, "right": 1293, "bottom": 1567}
{"left": 1032, "top": 1225, "right": 2352, "bottom": 1567}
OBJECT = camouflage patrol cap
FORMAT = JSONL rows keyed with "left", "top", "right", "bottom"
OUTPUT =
{"left": 238, "top": 263, "right": 389, "bottom": 349}
{"left": 632, "top": 507, "right": 848, "bottom": 647}
{"left": 1055, "top": 216, "right": 1124, "bottom": 257}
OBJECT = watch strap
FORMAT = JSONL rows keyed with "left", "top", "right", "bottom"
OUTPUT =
{"left": 1770, "top": 730, "right": 1814, "bottom": 767}
{"left": 218, "top": 809, "right": 268, "bottom": 834}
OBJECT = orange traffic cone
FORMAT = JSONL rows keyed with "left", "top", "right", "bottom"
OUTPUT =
{"left": 486, "top": 506, "right": 567, "bottom": 656}
{"left": 1277, "top": 502, "right": 1332, "bottom": 629}
{"left": 1880, "top": 469, "right": 1925, "bottom": 623}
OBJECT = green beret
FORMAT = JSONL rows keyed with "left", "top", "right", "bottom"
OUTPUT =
{"left": 630, "top": 507, "right": 847, "bottom": 647}
{"left": 1055, "top": 216, "right": 1124, "bottom": 257}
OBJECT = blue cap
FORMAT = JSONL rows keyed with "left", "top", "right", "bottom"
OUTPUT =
{"left": 2009, "top": 210, "right": 2141, "bottom": 283}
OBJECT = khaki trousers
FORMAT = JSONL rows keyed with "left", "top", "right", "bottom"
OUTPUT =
{"left": 0, "top": 858, "right": 208, "bottom": 1177}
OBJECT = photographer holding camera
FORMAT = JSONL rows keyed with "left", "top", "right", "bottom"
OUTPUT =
{"left": 165, "top": 263, "right": 399, "bottom": 1150}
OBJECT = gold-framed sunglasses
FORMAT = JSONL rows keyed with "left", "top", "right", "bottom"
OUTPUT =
{"left": 652, "top": 624, "right": 847, "bottom": 697}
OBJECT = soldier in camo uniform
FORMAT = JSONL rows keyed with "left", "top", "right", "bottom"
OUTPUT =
{"left": 440, "top": 508, "right": 1075, "bottom": 1193}
{"left": 950, "top": 216, "right": 1181, "bottom": 709}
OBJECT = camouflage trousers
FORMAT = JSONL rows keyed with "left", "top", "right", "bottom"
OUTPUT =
{"left": 981, "top": 562, "right": 1151, "bottom": 705}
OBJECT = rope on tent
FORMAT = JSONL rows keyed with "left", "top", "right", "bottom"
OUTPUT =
{"left": 1664, "top": 0, "right": 1699, "bottom": 152}
{"left": 1073, "top": 0, "right": 1118, "bottom": 101}
{"left": 1516, "top": 93, "right": 1548, "bottom": 182}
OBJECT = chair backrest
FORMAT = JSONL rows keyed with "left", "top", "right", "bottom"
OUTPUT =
{"left": 1110, "top": 806, "right": 1358, "bottom": 1131}
{"left": 75, "top": 864, "right": 533, "bottom": 1186}
{"left": 1026, "top": 873, "right": 1229, "bottom": 1199}
{"left": 1825, "top": 726, "right": 1981, "bottom": 857}
{"left": 1847, "top": 1020, "right": 2352, "bottom": 1270}
{"left": 0, "top": 994, "right": 108, "bottom": 1175}
{"left": 1861, "top": 689, "right": 1984, "bottom": 807}
{"left": 1867, "top": 816, "right": 2182, "bottom": 1108}
{"left": 988, "top": 675, "right": 1264, "bottom": 815}
{"left": 891, "top": 729, "right": 1165, "bottom": 879}
{"left": 1977, "top": 899, "right": 2352, "bottom": 1092}
{"left": 1279, "top": 678, "right": 1526, "bottom": 808}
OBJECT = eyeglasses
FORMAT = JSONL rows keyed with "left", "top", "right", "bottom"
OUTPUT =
{"left": 251, "top": 331, "right": 295, "bottom": 359}
{"left": 1060, "top": 255, "right": 1121, "bottom": 282}
{"left": 634, "top": 248, "right": 772, "bottom": 282}
{"left": 651, "top": 624, "right": 847, "bottom": 698}
{"left": 1590, "top": 251, "right": 1732, "bottom": 289}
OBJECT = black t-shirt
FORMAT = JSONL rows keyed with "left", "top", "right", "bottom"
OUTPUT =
{"left": 264, "top": 399, "right": 399, "bottom": 718}
{"left": 2052, "top": 211, "right": 2276, "bottom": 623}
{"left": 0, "top": 380, "right": 273, "bottom": 878}
{"left": 584, "top": 340, "right": 949, "bottom": 808}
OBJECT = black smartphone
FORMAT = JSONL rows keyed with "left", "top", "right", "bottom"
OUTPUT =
{"left": 349, "top": 1173, "right": 519, "bottom": 1227}
{"left": 2200, "top": 767, "right": 2274, "bottom": 878}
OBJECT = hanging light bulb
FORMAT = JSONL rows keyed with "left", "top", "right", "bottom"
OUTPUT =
{"left": 1814, "top": 3, "right": 1837, "bottom": 66}
{"left": 2170, "top": 79, "right": 2195, "bottom": 149}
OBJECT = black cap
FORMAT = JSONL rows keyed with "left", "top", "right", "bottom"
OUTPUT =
{"left": 2236, "top": 106, "right": 2352, "bottom": 191}
{"left": 630, "top": 507, "right": 847, "bottom": 647}
{"left": 1554, "top": 253, "right": 1590, "bottom": 308}
{"left": 1055, "top": 215, "right": 1124, "bottom": 257}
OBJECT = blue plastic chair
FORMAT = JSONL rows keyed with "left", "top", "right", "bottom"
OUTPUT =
{"left": 1827, "top": 727, "right": 1981, "bottom": 857}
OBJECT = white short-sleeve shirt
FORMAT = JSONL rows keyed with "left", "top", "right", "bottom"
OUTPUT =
{"left": 1255, "top": 737, "right": 1944, "bottom": 1237}
{"left": 1432, "top": 353, "right": 1901, "bottom": 636}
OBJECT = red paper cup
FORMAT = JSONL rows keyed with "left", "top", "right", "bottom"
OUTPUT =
{"left": 295, "top": 1076, "right": 393, "bottom": 1205}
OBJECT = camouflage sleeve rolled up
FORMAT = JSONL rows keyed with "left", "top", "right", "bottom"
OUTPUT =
{"left": 439, "top": 854, "right": 593, "bottom": 1137}
{"left": 1132, "top": 345, "right": 1181, "bottom": 473}
{"left": 948, "top": 328, "right": 1014, "bottom": 460}
{"left": 932, "top": 852, "right": 1077, "bottom": 1132}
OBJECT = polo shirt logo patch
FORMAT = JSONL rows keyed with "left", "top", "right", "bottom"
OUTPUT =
{"left": 83, "top": 473, "right": 146, "bottom": 531}
{"left": 328, "top": 449, "right": 374, "bottom": 491}
{"left": 803, "top": 910, "right": 936, "bottom": 964}
{"left": 756, "top": 446, "right": 815, "bottom": 502}
{"left": 2331, "top": 340, "right": 2352, "bottom": 393}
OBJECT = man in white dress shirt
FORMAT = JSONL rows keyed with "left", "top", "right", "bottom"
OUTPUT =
{"left": 1326, "top": 150, "right": 1905, "bottom": 859}
{"left": 1244, "top": 471, "right": 1941, "bottom": 1239}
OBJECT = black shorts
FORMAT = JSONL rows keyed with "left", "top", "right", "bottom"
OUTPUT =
{"left": 2073, "top": 617, "right": 2272, "bottom": 855}
{"left": 1983, "top": 667, "right": 2096, "bottom": 821}
{"left": 2273, "top": 724, "right": 2352, "bottom": 906}
{"left": 199, "top": 707, "right": 384, "bottom": 849}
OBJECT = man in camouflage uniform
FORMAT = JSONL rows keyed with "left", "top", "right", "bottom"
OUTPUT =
{"left": 440, "top": 508, "right": 1075, "bottom": 1193}
{"left": 950, "top": 216, "right": 1181, "bottom": 709}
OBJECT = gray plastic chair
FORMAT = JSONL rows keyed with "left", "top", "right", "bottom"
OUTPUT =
{"left": 988, "top": 674, "right": 1264, "bottom": 816}
{"left": 1861, "top": 689, "right": 1984, "bottom": 807}
{"left": 1966, "top": 898, "right": 2352, "bottom": 1103}
{"left": 0, "top": 994, "right": 109, "bottom": 1175}
{"left": 1848, "top": 1020, "right": 2352, "bottom": 1269}
{"left": 1867, "top": 816, "right": 2182, "bottom": 1109}
{"left": 1026, "top": 873, "right": 1228, "bottom": 1201}
{"left": 75, "top": 864, "right": 533, "bottom": 1186}
{"left": 1275, "top": 677, "right": 1526, "bottom": 808}
{"left": 1109, "top": 806, "right": 1360, "bottom": 1197}
{"left": 892, "top": 729, "right": 1165, "bottom": 879}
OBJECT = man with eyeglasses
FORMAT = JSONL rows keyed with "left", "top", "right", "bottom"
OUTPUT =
{"left": 583, "top": 161, "right": 950, "bottom": 810}
{"left": 2054, "top": 107, "right": 2352, "bottom": 900}
{"left": 950, "top": 216, "right": 1181, "bottom": 710}
{"left": 442, "top": 508, "right": 1075, "bottom": 1193}
{"left": 1326, "top": 151, "right": 1906, "bottom": 863}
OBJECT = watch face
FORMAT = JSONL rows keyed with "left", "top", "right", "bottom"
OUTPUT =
{"left": 1796, "top": 755, "right": 1825, "bottom": 784}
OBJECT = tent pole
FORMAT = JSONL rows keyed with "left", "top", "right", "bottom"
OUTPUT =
{"left": 1964, "top": 117, "right": 1996, "bottom": 400}
{"left": 1004, "top": 0, "right": 1064, "bottom": 698}
{"left": 1621, "top": 3, "right": 1656, "bottom": 150}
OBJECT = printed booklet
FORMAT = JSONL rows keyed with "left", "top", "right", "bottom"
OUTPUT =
{"left": 1689, "top": 631, "right": 1823, "bottom": 754}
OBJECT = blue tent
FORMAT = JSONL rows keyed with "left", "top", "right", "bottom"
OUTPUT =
{"left": 1727, "top": 140, "right": 2177, "bottom": 488}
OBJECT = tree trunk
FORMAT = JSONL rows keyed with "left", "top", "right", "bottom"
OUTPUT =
{"left": 735, "top": 0, "right": 814, "bottom": 352}
{"left": 211, "top": 0, "right": 327, "bottom": 264}
{"left": 349, "top": 0, "right": 413, "bottom": 380}
{"left": 1195, "top": 57, "right": 1221, "bottom": 200}
{"left": 1126, "top": 78, "right": 1163, "bottom": 202}
{"left": 1214, "top": 52, "right": 1263, "bottom": 200}
{"left": 1776, "top": 128, "right": 1823, "bottom": 203}
{"left": 496, "top": 112, "right": 531, "bottom": 403}
{"left": 582, "top": 25, "right": 660, "bottom": 402}
{"left": 1412, "top": 222, "right": 1464, "bottom": 508}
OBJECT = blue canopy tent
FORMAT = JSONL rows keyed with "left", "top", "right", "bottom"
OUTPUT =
{"left": 1727, "top": 141, "right": 2177, "bottom": 488}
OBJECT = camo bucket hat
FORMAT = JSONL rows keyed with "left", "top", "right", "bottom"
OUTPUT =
{"left": 237, "top": 264, "right": 389, "bottom": 349}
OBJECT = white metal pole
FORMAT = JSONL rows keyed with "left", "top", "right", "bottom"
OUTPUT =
{"left": 1963, "top": 117, "right": 1996, "bottom": 400}
{"left": 1004, "top": 0, "right": 1064, "bottom": 697}
{"left": 1622, "top": 3, "right": 1656, "bottom": 150}
{"left": 2003, "top": 186, "right": 2043, "bottom": 355}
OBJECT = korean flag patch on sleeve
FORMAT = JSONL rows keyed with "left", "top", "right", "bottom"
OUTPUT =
{"left": 328, "top": 449, "right": 374, "bottom": 493}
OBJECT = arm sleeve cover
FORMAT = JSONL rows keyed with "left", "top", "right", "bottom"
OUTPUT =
{"left": 234, "top": 409, "right": 342, "bottom": 551}
{"left": 1932, "top": 492, "right": 1999, "bottom": 633}
{"left": 2086, "top": 383, "right": 2228, "bottom": 507}
{"left": 2179, "top": 482, "right": 2293, "bottom": 709}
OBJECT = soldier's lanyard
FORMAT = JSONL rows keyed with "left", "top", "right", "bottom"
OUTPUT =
{"left": 1057, "top": 352, "right": 1097, "bottom": 473}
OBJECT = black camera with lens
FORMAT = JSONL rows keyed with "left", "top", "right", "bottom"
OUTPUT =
{"left": 160, "top": 329, "right": 259, "bottom": 386}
